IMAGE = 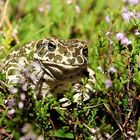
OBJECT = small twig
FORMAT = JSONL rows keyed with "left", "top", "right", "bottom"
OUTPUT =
{"left": 0, "top": 127, "right": 13, "bottom": 139}
{"left": 0, "top": 0, "right": 19, "bottom": 43}
{"left": 126, "top": 56, "right": 131, "bottom": 95}
{"left": 0, "top": 80, "right": 9, "bottom": 93}
{"left": 16, "top": 0, "right": 26, "bottom": 20}
{"left": 107, "top": 129, "right": 119, "bottom": 140}
{"left": 123, "top": 108, "right": 133, "bottom": 128}
{"left": 83, "top": 123, "right": 97, "bottom": 135}
{"left": 52, "top": 106, "right": 67, "bottom": 110}
{"left": 49, "top": 118, "right": 56, "bottom": 134}
{"left": 0, "top": 0, "right": 9, "bottom": 29}
{"left": 103, "top": 103, "right": 128, "bottom": 138}
{"left": 5, "top": 16, "right": 19, "bottom": 43}
{"left": 83, "top": 103, "right": 102, "bottom": 109}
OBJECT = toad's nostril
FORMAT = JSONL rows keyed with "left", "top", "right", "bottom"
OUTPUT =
{"left": 82, "top": 47, "right": 88, "bottom": 57}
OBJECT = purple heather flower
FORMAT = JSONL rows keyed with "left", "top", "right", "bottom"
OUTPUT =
{"left": 115, "top": 32, "right": 132, "bottom": 45}
{"left": 20, "top": 93, "right": 26, "bottom": 100}
{"left": 105, "top": 15, "right": 111, "bottom": 23}
{"left": 128, "top": 0, "right": 139, "bottom": 5}
{"left": 8, "top": 99, "right": 15, "bottom": 108}
{"left": 108, "top": 67, "right": 117, "bottom": 73}
{"left": 122, "top": 11, "right": 135, "bottom": 21}
{"left": 105, "top": 79, "right": 112, "bottom": 89}
{"left": 38, "top": 7, "right": 44, "bottom": 13}
{"left": 134, "top": 29, "right": 140, "bottom": 35}
{"left": 46, "top": 1, "right": 51, "bottom": 10}
{"left": 20, "top": 133, "right": 36, "bottom": 140}
{"left": 75, "top": 5, "right": 81, "bottom": 13}
{"left": 19, "top": 137, "right": 26, "bottom": 140}
{"left": 21, "top": 123, "right": 31, "bottom": 133}
{"left": 122, "top": 7, "right": 128, "bottom": 12}
{"left": 18, "top": 101, "right": 24, "bottom": 109}
{"left": 121, "top": 37, "right": 132, "bottom": 45}
{"left": 116, "top": 33, "right": 125, "bottom": 40}
{"left": 8, "top": 108, "right": 15, "bottom": 115}
{"left": 9, "top": 87, "right": 18, "bottom": 94}
{"left": 122, "top": 0, "right": 139, "bottom": 5}
{"left": 66, "top": 0, "right": 73, "bottom": 4}
{"left": 22, "top": 83, "right": 28, "bottom": 91}
{"left": 136, "top": 12, "right": 140, "bottom": 19}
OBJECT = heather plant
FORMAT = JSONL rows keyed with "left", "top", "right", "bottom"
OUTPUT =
{"left": 0, "top": 0, "right": 140, "bottom": 139}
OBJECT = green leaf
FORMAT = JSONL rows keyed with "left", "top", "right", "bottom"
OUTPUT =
{"left": 52, "top": 129, "right": 74, "bottom": 139}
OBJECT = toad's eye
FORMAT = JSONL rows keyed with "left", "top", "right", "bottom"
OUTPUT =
{"left": 82, "top": 47, "right": 88, "bottom": 57}
{"left": 48, "top": 42, "right": 56, "bottom": 52}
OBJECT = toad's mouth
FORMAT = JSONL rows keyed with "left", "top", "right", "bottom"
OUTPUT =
{"left": 35, "top": 60, "right": 88, "bottom": 79}
{"left": 38, "top": 60, "right": 88, "bottom": 70}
